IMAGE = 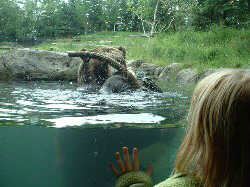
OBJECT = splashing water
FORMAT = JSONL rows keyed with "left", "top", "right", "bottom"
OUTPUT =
{"left": 0, "top": 81, "right": 189, "bottom": 128}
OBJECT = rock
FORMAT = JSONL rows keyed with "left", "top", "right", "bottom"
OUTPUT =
{"left": 154, "top": 66, "right": 165, "bottom": 78}
{"left": 127, "top": 59, "right": 144, "bottom": 68}
{"left": 0, "top": 49, "right": 82, "bottom": 81}
{"left": 176, "top": 68, "right": 200, "bottom": 83}
{"left": 158, "top": 63, "right": 182, "bottom": 80}
{"left": 198, "top": 68, "right": 218, "bottom": 79}
{"left": 136, "top": 63, "right": 163, "bottom": 80}
{"left": 4, "top": 48, "right": 244, "bottom": 89}
{"left": 0, "top": 56, "right": 10, "bottom": 80}
{"left": 127, "top": 60, "right": 144, "bottom": 76}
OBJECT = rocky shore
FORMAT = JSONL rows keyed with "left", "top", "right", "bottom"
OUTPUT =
{"left": 0, "top": 48, "right": 236, "bottom": 87}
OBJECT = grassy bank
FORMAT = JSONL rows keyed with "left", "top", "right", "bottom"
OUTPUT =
{"left": 1, "top": 27, "right": 249, "bottom": 69}
{"left": 150, "top": 27, "right": 250, "bottom": 69}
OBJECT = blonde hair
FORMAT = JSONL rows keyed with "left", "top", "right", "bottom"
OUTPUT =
{"left": 175, "top": 69, "right": 250, "bottom": 187}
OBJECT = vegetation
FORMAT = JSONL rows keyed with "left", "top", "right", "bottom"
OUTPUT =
{"left": 0, "top": 0, "right": 249, "bottom": 42}
{"left": 24, "top": 26, "right": 249, "bottom": 69}
{"left": 0, "top": 0, "right": 249, "bottom": 69}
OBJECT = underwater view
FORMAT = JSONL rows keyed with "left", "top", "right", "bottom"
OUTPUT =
{"left": 0, "top": 81, "right": 189, "bottom": 187}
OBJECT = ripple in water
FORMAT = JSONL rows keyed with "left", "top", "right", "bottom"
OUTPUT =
{"left": 0, "top": 81, "right": 189, "bottom": 128}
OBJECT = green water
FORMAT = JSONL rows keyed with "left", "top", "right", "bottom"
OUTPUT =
{"left": 0, "top": 81, "right": 190, "bottom": 187}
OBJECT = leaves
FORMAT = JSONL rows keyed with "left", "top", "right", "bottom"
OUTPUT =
{"left": 194, "top": 0, "right": 249, "bottom": 28}
{"left": 0, "top": 0, "right": 248, "bottom": 42}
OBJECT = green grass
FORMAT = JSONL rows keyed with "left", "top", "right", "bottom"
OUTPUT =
{"left": 148, "top": 27, "right": 250, "bottom": 69}
{"left": 8, "top": 27, "right": 250, "bottom": 69}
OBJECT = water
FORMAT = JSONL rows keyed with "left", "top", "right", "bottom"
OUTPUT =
{"left": 0, "top": 81, "right": 191, "bottom": 187}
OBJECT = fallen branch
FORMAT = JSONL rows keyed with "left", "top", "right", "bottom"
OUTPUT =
{"left": 68, "top": 51, "right": 125, "bottom": 71}
{"left": 68, "top": 51, "right": 140, "bottom": 88}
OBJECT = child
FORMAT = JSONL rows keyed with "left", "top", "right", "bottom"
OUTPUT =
{"left": 109, "top": 69, "right": 250, "bottom": 187}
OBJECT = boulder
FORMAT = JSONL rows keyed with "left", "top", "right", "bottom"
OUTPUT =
{"left": 176, "top": 68, "right": 200, "bottom": 83}
{"left": 154, "top": 66, "right": 165, "bottom": 78}
{"left": 127, "top": 59, "right": 144, "bottom": 68}
{"left": 158, "top": 63, "right": 182, "bottom": 80}
{"left": 0, "top": 49, "right": 82, "bottom": 81}
{"left": 136, "top": 63, "right": 164, "bottom": 80}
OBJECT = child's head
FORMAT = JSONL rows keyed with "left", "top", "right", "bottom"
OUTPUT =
{"left": 175, "top": 69, "right": 250, "bottom": 187}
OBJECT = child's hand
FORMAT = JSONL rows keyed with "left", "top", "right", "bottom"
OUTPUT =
{"left": 108, "top": 147, "right": 153, "bottom": 178}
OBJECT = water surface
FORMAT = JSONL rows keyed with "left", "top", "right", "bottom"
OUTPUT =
{"left": 0, "top": 81, "right": 189, "bottom": 127}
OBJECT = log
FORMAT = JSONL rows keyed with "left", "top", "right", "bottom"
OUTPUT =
{"left": 68, "top": 51, "right": 126, "bottom": 72}
{"left": 68, "top": 51, "right": 140, "bottom": 88}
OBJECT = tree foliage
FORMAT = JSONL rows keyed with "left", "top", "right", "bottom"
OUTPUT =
{"left": 0, "top": 0, "right": 22, "bottom": 41}
{"left": 0, "top": 0, "right": 248, "bottom": 42}
{"left": 194, "top": 0, "right": 249, "bottom": 29}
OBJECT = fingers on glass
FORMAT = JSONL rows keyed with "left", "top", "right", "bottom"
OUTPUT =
{"left": 132, "top": 147, "right": 139, "bottom": 171}
{"left": 122, "top": 146, "right": 132, "bottom": 171}
{"left": 115, "top": 152, "right": 125, "bottom": 173}
{"left": 146, "top": 165, "right": 153, "bottom": 176}
{"left": 110, "top": 147, "right": 141, "bottom": 176}
{"left": 108, "top": 162, "right": 119, "bottom": 175}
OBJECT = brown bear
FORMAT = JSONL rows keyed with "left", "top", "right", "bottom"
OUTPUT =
{"left": 77, "top": 46, "right": 126, "bottom": 87}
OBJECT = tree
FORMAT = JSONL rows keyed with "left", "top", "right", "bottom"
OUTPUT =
{"left": 15, "top": 0, "right": 40, "bottom": 42}
{"left": 194, "top": 0, "right": 250, "bottom": 29}
{"left": 127, "top": 0, "right": 198, "bottom": 34}
{"left": 101, "top": 0, "right": 133, "bottom": 31}
{"left": 0, "top": 0, "right": 22, "bottom": 41}
{"left": 63, "top": 0, "right": 89, "bottom": 35}
{"left": 37, "top": 0, "right": 63, "bottom": 38}
{"left": 127, "top": 0, "right": 161, "bottom": 35}
{"left": 159, "top": 0, "right": 198, "bottom": 31}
